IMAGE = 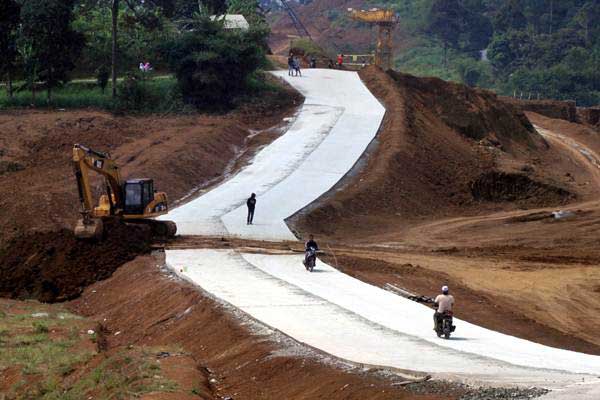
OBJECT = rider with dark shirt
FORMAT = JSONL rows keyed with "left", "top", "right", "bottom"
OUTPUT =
{"left": 305, "top": 234, "right": 319, "bottom": 251}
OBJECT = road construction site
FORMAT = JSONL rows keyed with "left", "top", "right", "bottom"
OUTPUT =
{"left": 2, "top": 66, "right": 600, "bottom": 399}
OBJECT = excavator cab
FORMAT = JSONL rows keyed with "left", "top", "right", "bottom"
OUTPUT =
{"left": 123, "top": 179, "right": 154, "bottom": 215}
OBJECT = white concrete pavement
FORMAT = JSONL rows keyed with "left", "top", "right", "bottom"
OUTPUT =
{"left": 163, "top": 69, "right": 384, "bottom": 241}
{"left": 164, "top": 69, "right": 600, "bottom": 398}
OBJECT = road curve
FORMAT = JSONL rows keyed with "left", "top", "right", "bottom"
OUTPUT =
{"left": 163, "top": 69, "right": 384, "bottom": 241}
{"left": 164, "top": 70, "right": 600, "bottom": 398}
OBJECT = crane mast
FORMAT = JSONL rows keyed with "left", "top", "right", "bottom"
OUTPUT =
{"left": 348, "top": 8, "right": 398, "bottom": 70}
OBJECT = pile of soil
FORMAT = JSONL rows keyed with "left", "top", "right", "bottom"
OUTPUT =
{"left": 470, "top": 171, "right": 573, "bottom": 205}
{"left": 390, "top": 71, "right": 538, "bottom": 148}
{"left": 0, "top": 219, "right": 151, "bottom": 302}
{"left": 501, "top": 97, "right": 577, "bottom": 123}
{"left": 291, "top": 66, "right": 576, "bottom": 240}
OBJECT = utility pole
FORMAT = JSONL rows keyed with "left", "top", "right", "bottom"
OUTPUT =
{"left": 112, "top": 0, "right": 119, "bottom": 99}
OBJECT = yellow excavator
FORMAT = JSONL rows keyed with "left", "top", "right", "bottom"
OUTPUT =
{"left": 72, "top": 144, "right": 177, "bottom": 239}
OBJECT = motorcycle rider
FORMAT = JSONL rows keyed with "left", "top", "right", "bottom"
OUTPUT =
{"left": 304, "top": 234, "right": 319, "bottom": 266}
{"left": 433, "top": 285, "right": 454, "bottom": 331}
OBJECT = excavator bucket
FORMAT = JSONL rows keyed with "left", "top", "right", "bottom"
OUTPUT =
{"left": 74, "top": 218, "right": 103, "bottom": 240}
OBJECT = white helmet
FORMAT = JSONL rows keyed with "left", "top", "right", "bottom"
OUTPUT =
{"left": 442, "top": 285, "right": 449, "bottom": 294}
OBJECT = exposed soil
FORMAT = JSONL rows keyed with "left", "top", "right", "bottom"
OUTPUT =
{"left": 0, "top": 219, "right": 151, "bottom": 302}
{"left": 67, "top": 255, "right": 455, "bottom": 400}
{"left": 0, "top": 78, "right": 302, "bottom": 244}
{"left": 0, "top": 298, "right": 211, "bottom": 399}
{"left": 291, "top": 66, "right": 581, "bottom": 241}
{"left": 322, "top": 253, "right": 600, "bottom": 355}
{"left": 284, "top": 66, "right": 600, "bottom": 350}
{"left": 470, "top": 171, "right": 572, "bottom": 204}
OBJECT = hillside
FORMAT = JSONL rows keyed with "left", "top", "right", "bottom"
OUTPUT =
{"left": 291, "top": 66, "right": 592, "bottom": 240}
{"left": 269, "top": 0, "right": 599, "bottom": 106}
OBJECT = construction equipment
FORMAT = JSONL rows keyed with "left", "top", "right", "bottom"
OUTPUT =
{"left": 72, "top": 144, "right": 177, "bottom": 240}
{"left": 280, "top": 0, "right": 312, "bottom": 39}
{"left": 348, "top": 8, "right": 399, "bottom": 70}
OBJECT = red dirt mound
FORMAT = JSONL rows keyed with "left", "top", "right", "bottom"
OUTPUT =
{"left": 470, "top": 171, "right": 573, "bottom": 205}
{"left": 290, "top": 66, "right": 579, "bottom": 240}
{"left": 0, "top": 219, "right": 151, "bottom": 302}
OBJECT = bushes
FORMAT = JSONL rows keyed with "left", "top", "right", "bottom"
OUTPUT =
{"left": 161, "top": 17, "right": 266, "bottom": 111}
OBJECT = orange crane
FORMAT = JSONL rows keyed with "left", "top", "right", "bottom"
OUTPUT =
{"left": 348, "top": 8, "right": 398, "bottom": 70}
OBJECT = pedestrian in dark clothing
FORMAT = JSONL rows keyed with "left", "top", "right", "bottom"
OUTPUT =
{"left": 288, "top": 54, "right": 294, "bottom": 76}
{"left": 246, "top": 193, "right": 256, "bottom": 225}
{"left": 293, "top": 57, "right": 302, "bottom": 76}
{"left": 310, "top": 56, "right": 316, "bottom": 68}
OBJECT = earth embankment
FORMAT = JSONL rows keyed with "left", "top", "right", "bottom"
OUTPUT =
{"left": 292, "top": 66, "right": 580, "bottom": 240}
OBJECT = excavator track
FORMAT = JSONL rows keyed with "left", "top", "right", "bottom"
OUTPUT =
{"left": 127, "top": 219, "right": 177, "bottom": 239}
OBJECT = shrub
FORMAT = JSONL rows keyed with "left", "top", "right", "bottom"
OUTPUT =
{"left": 161, "top": 16, "right": 266, "bottom": 111}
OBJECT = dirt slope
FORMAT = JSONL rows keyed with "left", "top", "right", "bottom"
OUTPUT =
{"left": 291, "top": 66, "right": 582, "bottom": 241}
{"left": 0, "top": 83, "right": 300, "bottom": 244}
{"left": 0, "top": 219, "right": 151, "bottom": 302}
{"left": 285, "top": 66, "right": 600, "bottom": 350}
{"left": 68, "top": 255, "right": 450, "bottom": 400}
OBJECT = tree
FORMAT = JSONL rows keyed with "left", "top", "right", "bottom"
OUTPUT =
{"left": 20, "top": 0, "right": 85, "bottom": 102}
{"left": 427, "top": 0, "right": 465, "bottom": 68}
{"left": 492, "top": 0, "right": 527, "bottom": 31}
{"left": 161, "top": 16, "right": 265, "bottom": 110}
{"left": 0, "top": 0, "right": 21, "bottom": 99}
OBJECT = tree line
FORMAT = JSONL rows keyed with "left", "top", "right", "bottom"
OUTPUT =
{"left": 0, "top": 0, "right": 269, "bottom": 110}
{"left": 428, "top": 0, "right": 599, "bottom": 105}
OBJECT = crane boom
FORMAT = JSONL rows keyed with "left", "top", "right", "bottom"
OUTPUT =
{"left": 280, "top": 0, "right": 312, "bottom": 39}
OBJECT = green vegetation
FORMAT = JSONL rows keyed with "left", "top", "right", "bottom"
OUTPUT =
{"left": 0, "top": 76, "right": 181, "bottom": 112}
{"left": 161, "top": 15, "right": 267, "bottom": 110}
{"left": 0, "top": 0, "right": 274, "bottom": 112}
{"left": 0, "top": 301, "right": 181, "bottom": 399}
{"left": 360, "top": 0, "right": 599, "bottom": 105}
{"left": 290, "top": 38, "right": 329, "bottom": 59}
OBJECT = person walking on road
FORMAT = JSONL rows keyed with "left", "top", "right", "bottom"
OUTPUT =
{"left": 246, "top": 193, "right": 257, "bottom": 225}
{"left": 293, "top": 57, "right": 302, "bottom": 77}
{"left": 287, "top": 54, "right": 294, "bottom": 76}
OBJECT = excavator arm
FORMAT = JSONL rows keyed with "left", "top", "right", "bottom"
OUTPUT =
{"left": 72, "top": 144, "right": 123, "bottom": 216}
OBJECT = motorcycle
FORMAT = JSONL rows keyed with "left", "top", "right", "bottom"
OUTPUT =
{"left": 303, "top": 247, "right": 317, "bottom": 272}
{"left": 435, "top": 311, "right": 456, "bottom": 339}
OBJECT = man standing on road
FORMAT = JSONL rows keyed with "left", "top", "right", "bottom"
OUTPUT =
{"left": 434, "top": 285, "right": 454, "bottom": 331}
{"left": 246, "top": 193, "right": 257, "bottom": 225}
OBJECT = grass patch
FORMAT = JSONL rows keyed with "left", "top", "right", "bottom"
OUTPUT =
{"left": 0, "top": 300, "right": 180, "bottom": 399}
{"left": 0, "top": 75, "right": 182, "bottom": 113}
{"left": 66, "top": 346, "right": 179, "bottom": 399}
